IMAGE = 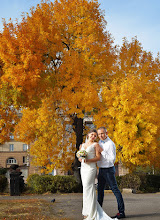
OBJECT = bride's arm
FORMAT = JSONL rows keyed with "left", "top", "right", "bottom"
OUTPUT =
{"left": 79, "top": 144, "right": 82, "bottom": 150}
{"left": 78, "top": 144, "right": 83, "bottom": 162}
{"left": 86, "top": 143, "right": 101, "bottom": 163}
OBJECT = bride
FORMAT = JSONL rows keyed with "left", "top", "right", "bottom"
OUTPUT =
{"left": 78, "top": 129, "right": 117, "bottom": 220}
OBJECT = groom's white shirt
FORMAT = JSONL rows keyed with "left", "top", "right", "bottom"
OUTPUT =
{"left": 97, "top": 137, "right": 116, "bottom": 168}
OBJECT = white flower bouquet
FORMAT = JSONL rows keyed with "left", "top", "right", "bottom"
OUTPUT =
{"left": 76, "top": 150, "right": 87, "bottom": 160}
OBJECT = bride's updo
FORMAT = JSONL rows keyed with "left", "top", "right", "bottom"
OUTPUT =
{"left": 87, "top": 129, "right": 98, "bottom": 136}
{"left": 85, "top": 129, "right": 98, "bottom": 142}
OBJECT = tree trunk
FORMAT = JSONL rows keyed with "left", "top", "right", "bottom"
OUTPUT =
{"left": 72, "top": 115, "right": 83, "bottom": 188}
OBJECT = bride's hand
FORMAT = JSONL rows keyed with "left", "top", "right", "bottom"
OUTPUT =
{"left": 79, "top": 158, "right": 87, "bottom": 163}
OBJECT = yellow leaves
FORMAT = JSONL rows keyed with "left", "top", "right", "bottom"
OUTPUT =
{"left": 94, "top": 73, "right": 160, "bottom": 170}
{"left": 13, "top": 97, "right": 76, "bottom": 172}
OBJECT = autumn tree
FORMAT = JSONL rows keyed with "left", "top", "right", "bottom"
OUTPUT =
{"left": 0, "top": 0, "right": 116, "bottom": 174}
{"left": 94, "top": 38, "right": 160, "bottom": 171}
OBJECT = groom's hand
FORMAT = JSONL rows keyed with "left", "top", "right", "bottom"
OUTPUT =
{"left": 97, "top": 145, "right": 103, "bottom": 153}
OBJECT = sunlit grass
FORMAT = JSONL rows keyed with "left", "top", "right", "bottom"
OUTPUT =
{"left": 0, "top": 199, "right": 69, "bottom": 220}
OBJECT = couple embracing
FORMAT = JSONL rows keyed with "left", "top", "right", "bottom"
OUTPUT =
{"left": 78, "top": 127, "right": 125, "bottom": 220}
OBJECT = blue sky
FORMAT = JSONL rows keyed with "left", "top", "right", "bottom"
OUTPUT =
{"left": 0, "top": 0, "right": 160, "bottom": 57}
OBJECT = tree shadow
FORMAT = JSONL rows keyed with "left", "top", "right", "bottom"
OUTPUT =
{"left": 126, "top": 212, "right": 160, "bottom": 219}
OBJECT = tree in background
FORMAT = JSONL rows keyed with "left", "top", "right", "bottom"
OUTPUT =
{"left": 0, "top": 57, "right": 19, "bottom": 143}
{"left": 0, "top": 0, "right": 115, "bottom": 174}
{"left": 94, "top": 38, "right": 160, "bottom": 171}
{"left": 0, "top": 1, "right": 160, "bottom": 174}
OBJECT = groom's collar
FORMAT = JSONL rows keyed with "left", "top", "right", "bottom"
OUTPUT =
{"left": 100, "top": 137, "right": 108, "bottom": 143}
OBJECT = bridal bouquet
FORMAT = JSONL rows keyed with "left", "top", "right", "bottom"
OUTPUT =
{"left": 76, "top": 150, "right": 87, "bottom": 160}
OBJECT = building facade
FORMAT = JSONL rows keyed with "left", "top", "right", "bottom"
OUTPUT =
{"left": 0, "top": 139, "right": 70, "bottom": 182}
{"left": 0, "top": 139, "right": 40, "bottom": 182}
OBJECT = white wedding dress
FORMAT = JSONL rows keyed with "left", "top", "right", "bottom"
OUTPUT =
{"left": 80, "top": 143, "right": 117, "bottom": 220}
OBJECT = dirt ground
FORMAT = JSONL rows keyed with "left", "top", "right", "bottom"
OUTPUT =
{"left": 1, "top": 192, "right": 160, "bottom": 220}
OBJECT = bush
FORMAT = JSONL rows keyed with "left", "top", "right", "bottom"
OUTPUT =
{"left": 139, "top": 175, "right": 160, "bottom": 193}
{"left": 0, "top": 175, "right": 8, "bottom": 192}
{"left": 119, "top": 174, "right": 141, "bottom": 191}
{"left": 52, "top": 175, "right": 81, "bottom": 193}
{"left": 27, "top": 174, "right": 81, "bottom": 194}
{"left": 116, "top": 175, "right": 122, "bottom": 187}
{"left": 116, "top": 173, "right": 160, "bottom": 193}
{"left": 0, "top": 168, "right": 7, "bottom": 175}
{"left": 27, "top": 174, "right": 45, "bottom": 193}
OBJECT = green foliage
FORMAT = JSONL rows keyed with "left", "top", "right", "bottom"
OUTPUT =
{"left": 27, "top": 174, "right": 81, "bottom": 194}
{"left": 27, "top": 174, "right": 44, "bottom": 194}
{"left": 139, "top": 175, "right": 160, "bottom": 193}
{"left": 51, "top": 175, "right": 81, "bottom": 193}
{"left": 0, "top": 175, "right": 8, "bottom": 192}
{"left": 0, "top": 168, "right": 7, "bottom": 175}
{"left": 115, "top": 175, "right": 122, "bottom": 187}
{"left": 27, "top": 173, "right": 160, "bottom": 194}
{"left": 118, "top": 174, "right": 141, "bottom": 190}
{"left": 115, "top": 173, "right": 160, "bottom": 193}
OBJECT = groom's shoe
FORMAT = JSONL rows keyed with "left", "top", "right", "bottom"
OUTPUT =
{"left": 112, "top": 212, "right": 126, "bottom": 219}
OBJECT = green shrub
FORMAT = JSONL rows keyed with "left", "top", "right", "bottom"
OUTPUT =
{"left": 119, "top": 174, "right": 141, "bottom": 190}
{"left": 118, "top": 174, "right": 160, "bottom": 193}
{"left": 27, "top": 174, "right": 41, "bottom": 193}
{"left": 27, "top": 174, "right": 53, "bottom": 193}
{"left": 0, "top": 168, "right": 7, "bottom": 175}
{"left": 139, "top": 175, "right": 160, "bottom": 193}
{"left": 52, "top": 175, "right": 81, "bottom": 193}
{"left": 27, "top": 174, "right": 81, "bottom": 194}
{"left": 146, "top": 175, "right": 160, "bottom": 191}
{"left": 0, "top": 175, "right": 8, "bottom": 192}
{"left": 116, "top": 175, "right": 122, "bottom": 187}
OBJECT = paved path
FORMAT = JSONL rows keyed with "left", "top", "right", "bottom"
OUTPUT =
{"left": 0, "top": 192, "right": 160, "bottom": 219}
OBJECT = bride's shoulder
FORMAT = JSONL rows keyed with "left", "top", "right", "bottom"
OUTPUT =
{"left": 80, "top": 143, "right": 86, "bottom": 148}
{"left": 93, "top": 142, "right": 99, "bottom": 147}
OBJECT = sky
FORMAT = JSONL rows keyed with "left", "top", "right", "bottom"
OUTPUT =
{"left": 0, "top": 0, "right": 160, "bottom": 57}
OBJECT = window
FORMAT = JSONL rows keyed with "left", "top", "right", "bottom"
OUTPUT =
{"left": 9, "top": 144, "right": 14, "bottom": 151}
{"left": 7, "top": 158, "right": 17, "bottom": 164}
{"left": 23, "top": 144, "right": 28, "bottom": 151}
{"left": 23, "top": 156, "right": 29, "bottom": 166}
{"left": 23, "top": 156, "right": 27, "bottom": 164}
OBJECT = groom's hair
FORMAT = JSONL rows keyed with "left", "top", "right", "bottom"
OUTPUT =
{"left": 97, "top": 127, "right": 107, "bottom": 132}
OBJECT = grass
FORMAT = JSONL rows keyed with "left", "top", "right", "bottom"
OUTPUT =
{"left": 0, "top": 198, "right": 69, "bottom": 220}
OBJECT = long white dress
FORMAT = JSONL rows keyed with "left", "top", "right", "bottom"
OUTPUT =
{"left": 80, "top": 143, "right": 117, "bottom": 220}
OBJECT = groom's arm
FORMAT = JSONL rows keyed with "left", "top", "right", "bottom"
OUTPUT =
{"left": 99, "top": 142, "right": 116, "bottom": 163}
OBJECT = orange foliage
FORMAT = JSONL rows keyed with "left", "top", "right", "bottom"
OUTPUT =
{"left": 1, "top": 1, "right": 159, "bottom": 173}
{"left": 0, "top": 0, "right": 115, "bottom": 171}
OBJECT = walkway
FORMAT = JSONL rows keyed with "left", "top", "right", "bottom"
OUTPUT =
{"left": 0, "top": 192, "right": 160, "bottom": 219}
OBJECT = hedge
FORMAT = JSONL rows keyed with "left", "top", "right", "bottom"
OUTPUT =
{"left": 0, "top": 168, "right": 7, "bottom": 175}
{"left": 116, "top": 174, "right": 160, "bottom": 193}
{"left": 0, "top": 175, "right": 8, "bottom": 192}
{"left": 139, "top": 174, "right": 160, "bottom": 193}
{"left": 27, "top": 174, "right": 82, "bottom": 194}
{"left": 26, "top": 173, "right": 160, "bottom": 194}
{"left": 118, "top": 174, "right": 141, "bottom": 191}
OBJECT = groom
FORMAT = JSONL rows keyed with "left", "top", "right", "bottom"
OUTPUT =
{"left": 97, "top": 127, "right": 126, "bottom": 219}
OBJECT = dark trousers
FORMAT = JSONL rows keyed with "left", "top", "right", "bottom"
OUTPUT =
{"left": 98, "top": 166, "right": 125, "bottom": 213}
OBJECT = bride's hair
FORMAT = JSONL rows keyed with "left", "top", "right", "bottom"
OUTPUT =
{"left": 87, "top": 129, "right": 98, "bottom": 136}
{"left": 85, "top": 129, "right": 98, "bottom": 142}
